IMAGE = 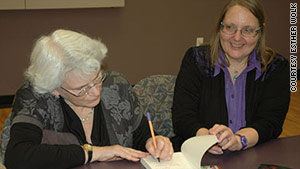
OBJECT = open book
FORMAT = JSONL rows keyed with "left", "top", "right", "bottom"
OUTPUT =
{"left": 140, "top": 135, "right": 218, "bottom": 169}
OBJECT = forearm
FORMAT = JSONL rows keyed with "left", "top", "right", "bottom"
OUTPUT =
{"left": 5, "top": 123, "right": 85, "bottom": 169}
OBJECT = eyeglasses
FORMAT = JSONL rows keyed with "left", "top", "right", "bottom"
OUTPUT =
{"left": 220, "top": 22, "right": 261, "bottom": 38}
{"left": 61, "top": 72, "right": 106, "bottom": 97}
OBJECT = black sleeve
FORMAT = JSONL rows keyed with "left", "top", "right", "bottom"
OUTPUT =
{"left": 172, "top": 47, "right": 204, "bottom": 140}
{"left": 5, "top": 123, "right": 85, "bottom": 169}
{"left": 250, "top": 57, "right": 291, "bottom": 144}
{"left": 132, "top": 115, "right": 152, "bottom": 151}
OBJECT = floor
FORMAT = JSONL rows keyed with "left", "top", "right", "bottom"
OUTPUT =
{"left": 0, "top": 91, "right": 300, "bottom": 136}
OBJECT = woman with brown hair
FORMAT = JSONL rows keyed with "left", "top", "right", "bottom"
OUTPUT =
{"left": 172, "top": 0, "right": 290, "bottom": 154}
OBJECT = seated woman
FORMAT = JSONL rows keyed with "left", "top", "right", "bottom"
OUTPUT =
{"left": 4, "top": 29, "right": 173, "bottom": 169}
{"left": 172, "top": 0, "right": 290, "bottom": 154}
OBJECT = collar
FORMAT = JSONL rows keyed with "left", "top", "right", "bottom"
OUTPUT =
{"left": 213, "top": 50, "right": 261, "bottom": 80}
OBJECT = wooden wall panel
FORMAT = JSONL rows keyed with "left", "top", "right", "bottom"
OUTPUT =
{"left": 0, "top": 0, "right": 124, "bottom": 10}
{"left": 0, "top": 0, "right": 24, "bottom": 10}
{"left": 0, "top": 0, "right": 295, "bottom": 96}
{"left": 26, "top": 0, "right": 125, "bottom": 9}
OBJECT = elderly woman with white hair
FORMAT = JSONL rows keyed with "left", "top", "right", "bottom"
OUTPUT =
{"left": 4, "top": 29, "right": 173, "bottom": 169}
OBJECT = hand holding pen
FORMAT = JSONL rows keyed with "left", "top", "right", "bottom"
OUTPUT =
{"left": 146, "top": 112, "right": 160, "bottom": 162}
{"left": 145, "top": 112, "right": 174, "bottom": 161}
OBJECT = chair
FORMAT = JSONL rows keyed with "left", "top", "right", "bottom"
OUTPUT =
{"left": 0, "top": 113, "right": 11, "bottom": 165}
{"left": 132, "top": 75, "right": 176, "bottom": 138}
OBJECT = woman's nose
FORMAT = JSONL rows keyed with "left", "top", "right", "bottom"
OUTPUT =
{"left": 233, "top": 30, "right": 243, "bottom": 41}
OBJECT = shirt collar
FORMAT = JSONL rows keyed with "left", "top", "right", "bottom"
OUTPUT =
{"left": 213, "top": 50, "right": 262, "bottom": 80}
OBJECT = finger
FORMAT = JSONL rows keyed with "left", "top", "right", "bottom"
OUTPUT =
{"left": 218, "top": 130, "right": 231, "bottom": 143}
{"left": 156, "top": 137, "right": 173, "bottom": 160}
{"left": 150, "top": 136, "right": 164, "bottom": 159}
{"left": 166, "top": 141, "right": 174, "bottom": 160}
{"left": 113, "top": 146, "right": 148, "bottom": 162}
{"left": 221, "top": 141, "right": 233, "bottom": 150}
{"left": 145, "top": 138, "right": 156, "bottom": 156}
{"left": 209, "top": 124, "right": 227, "bottom": 135}
{"left": 218, "top": 137, "right": 229, "bottom": 147}
{"left": 216, "top": 127, "right": 234, "bottom": 145}
{"left": 106, "top": 156, "right": 123, "bottom": 161}
{"left": 124, "top": 147, "right": 149, "bottom": 158}
{"left": 208, "top": 149, "right": 223, "bottom": 155}
{"left": 222, "top": 135, "right": 239, "bottom": 151}
{"left": 208, "top": 124, "right": 220, "bottom": 134}
{"left": 208, "top": 145, "right": 223, "bottom": 154}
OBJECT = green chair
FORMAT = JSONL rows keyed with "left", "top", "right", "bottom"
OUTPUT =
{"left": 133, "top": 75, "right": 176, "bottom": 138}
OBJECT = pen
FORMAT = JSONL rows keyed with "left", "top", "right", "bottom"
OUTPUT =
{"left": 146, "top": 112, "right": 160, "bottom": 162}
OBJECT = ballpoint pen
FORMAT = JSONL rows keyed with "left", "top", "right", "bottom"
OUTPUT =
{"left": 146, "top": 112, "right": 160, "bottom": 162}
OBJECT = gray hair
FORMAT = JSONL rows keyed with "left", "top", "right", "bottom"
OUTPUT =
{"left": 25, "top": 29, "right": 108, "bottom": 94}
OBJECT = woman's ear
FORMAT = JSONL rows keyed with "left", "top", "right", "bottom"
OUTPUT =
{"left": 52, "top": 90, "right": 60, "bottom": 98}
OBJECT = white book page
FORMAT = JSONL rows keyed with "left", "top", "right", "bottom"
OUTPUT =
{"left": 140, "top": 135, "right": 218, "bottom": 169}
{"left": 141, "top": 153, "right": 197, "bottom": 169}
{"left": 181, "top": 135, "right": 218, "bottom": 169}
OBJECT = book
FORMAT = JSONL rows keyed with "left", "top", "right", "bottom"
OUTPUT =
{"left": 140, "top": 135, "right": 218, "bottom": 169}
{"left": 258, "top": 164, "right": 292, "bottom": 169}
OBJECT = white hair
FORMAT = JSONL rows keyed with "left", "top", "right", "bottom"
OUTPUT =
{"left": 25, "top": 29, "right": 108, "bottom": 94}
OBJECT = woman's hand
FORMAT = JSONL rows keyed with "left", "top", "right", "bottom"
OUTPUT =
{"left": 195, "top": 127, "right": 223, "bottom": 154}
{"left": 92, "top": 145, "right": 149, "bottom": 162}
{"left": 208, "top": 124, "right": 241, "bottom": 153}
{"left": 145, "top": 135, "right": 173, "bottom": 160}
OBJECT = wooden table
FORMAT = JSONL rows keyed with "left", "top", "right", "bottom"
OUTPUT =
{"left": 74, "top": 135, "right": 300, "bottom": 169}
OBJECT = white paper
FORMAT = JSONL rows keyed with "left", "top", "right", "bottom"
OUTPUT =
{"left": 181, "top": 135, "right": 218, "bottom": 168}
{"left": 140, "top": 135, "right": 218, "bottom": 169}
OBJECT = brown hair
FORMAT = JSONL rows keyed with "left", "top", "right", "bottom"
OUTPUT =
{"left": 209, "top": 0, "right": 275, "bottom": 71}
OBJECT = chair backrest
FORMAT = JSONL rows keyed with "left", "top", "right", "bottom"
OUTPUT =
{"left": 0, "top": 113, "right": 11, "bottom": 164}
{"left": 132, "top": 75, "right": 176, "bottom": 138}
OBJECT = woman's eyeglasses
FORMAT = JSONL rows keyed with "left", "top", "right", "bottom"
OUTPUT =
{"left": 220, "top": 22, "right": 261, "bottom": 38}
{"left": 61, "top": 72, "right": 106, "bottom": 97}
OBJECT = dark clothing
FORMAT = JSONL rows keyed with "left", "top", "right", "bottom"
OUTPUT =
{"left": 5, "top": 71, "right": 151, "bottom": 169}
{"left": 8, "top": 123, "right": 84, "bottom": 169}
{"left": 59, "top": 98, "right": 110, "bottom": 146}
{"left": 215, "top": 50, "right": 261, "bottom": 132}
{"left": 172, "top": 46, "right": 290, "bottom": 146}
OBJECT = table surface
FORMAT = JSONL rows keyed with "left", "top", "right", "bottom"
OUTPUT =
{"left": 73, "top": 135, "right": 300, "bottom": 169}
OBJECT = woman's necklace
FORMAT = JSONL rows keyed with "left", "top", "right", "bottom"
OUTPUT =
{"left": 231, "top": 63, "right": 247, "bottom": 82}
{"left": 79, "top": 108, "right": 94, "bottom": 122}
{"left": 233, "top": 70, "right": 239, "bottom": 80}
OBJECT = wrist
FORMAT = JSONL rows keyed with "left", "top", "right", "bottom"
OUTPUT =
{"left": 83, "top": 144, "right": 93, "bottom": 163}
{"left": 235, "top": 134, "right": 248, "bottom": 151}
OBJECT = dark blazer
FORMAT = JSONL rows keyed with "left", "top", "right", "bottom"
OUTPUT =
{"left": 172, "top": 46, "right": 290, "bottom": 146}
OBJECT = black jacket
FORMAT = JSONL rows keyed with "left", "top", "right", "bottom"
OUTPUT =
{"left": 172, "top": 46, "right": 290, "bottom": 146}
